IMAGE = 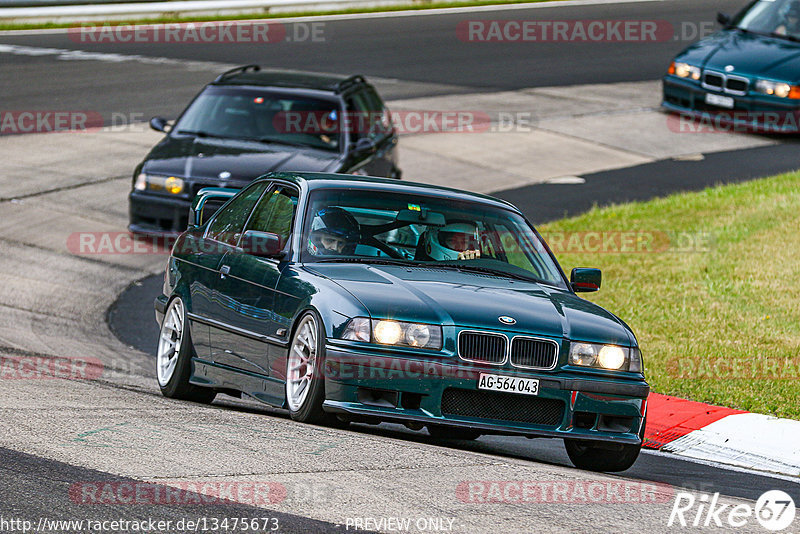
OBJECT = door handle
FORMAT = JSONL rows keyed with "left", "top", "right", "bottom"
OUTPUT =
{"left": 220, "top": 265, "right": 230, "bottom": 279}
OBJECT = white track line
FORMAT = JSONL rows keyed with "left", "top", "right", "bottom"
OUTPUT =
{"left": 642, "top": 449, "right": 800, "bottom": 487}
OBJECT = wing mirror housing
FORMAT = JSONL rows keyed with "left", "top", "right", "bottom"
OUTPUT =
{"left": 571, "top": 268, "right": 602, "bottom": 292}
{"left": 150, "top": 116, "right": 172, "bottom": 133}
{"left": 241, "top": 230, "right": 284, "bottom": 258}
{"left": 717, "top": 12, "right": 732, "bottom": 27}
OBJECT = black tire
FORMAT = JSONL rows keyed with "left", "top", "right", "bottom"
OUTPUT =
{"left": 285, "top": 311, "right": 330, "bottom": 424}
{"left": 427, "top": 425, "right": 481, "bottom": 441}
{"left": 564, "top": 439, "right": 641, "bottom": 472}
{"left": 156, "top": 297, "right": 216, "bottom": 404}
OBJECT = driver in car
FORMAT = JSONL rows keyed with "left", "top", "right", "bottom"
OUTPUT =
{"left": 307, "top": 207, "right": 360, "bottom": 255}
{"left": 775, "top": 0, "right": 800, "bottom": 35}
{"left": 420, "top": 221, "right": 482, "bottom": 260}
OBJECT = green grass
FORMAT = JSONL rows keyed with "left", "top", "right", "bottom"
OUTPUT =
{"left": 0, "top": 0, "right": 560, "bottom": 32}
{"left": 540, "top": 171, "right": 800, "bottom": 419}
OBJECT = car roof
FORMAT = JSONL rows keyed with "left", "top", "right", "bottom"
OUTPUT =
{"left": 262, "top": 172, "right": 519, "bottom": 212}
{"left": 213, "top": 66, "right": 366, "bottom": 93}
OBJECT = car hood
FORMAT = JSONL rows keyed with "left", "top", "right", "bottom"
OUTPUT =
{"left": 678, "top": 29, "right": 800, "bottom": 82}
{"left": 308, "top": 264, "right": 633, "bottom": 346}
{"left": 141, "top": 135, "right": 342, "bottom": 185}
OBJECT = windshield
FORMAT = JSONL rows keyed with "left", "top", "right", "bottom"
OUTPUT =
{"left": 735, "top": 0, "right": 800, "bottom": 39}
{"left": 173, "top": 86, "right": 341, "bottom": 152}
{"left": 301, "top": 188, "right": 567, "bottom": 288}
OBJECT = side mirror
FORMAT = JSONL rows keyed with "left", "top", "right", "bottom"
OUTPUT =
{"left": 571, "top": 268, "right": 601, "bottom": 293}
{"left": 717, "top": 12, "right": 731, "bottom": 26}
{"left": 353, "top": 137, "right": 377, "bottom": 155}
{"left": 150, "top": 116, "right": 172, "bottom": 133}
{"left": 188, "top": 187, "right": 238, "bottom": 229}
{"left": 241, "top": 230, "right": 284, "bottom": 258}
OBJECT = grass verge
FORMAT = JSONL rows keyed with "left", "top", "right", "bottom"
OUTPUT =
{"left": 540, "top": 171, "right": 800, "bottom": 419}
{"left": 0, "top": 0, "right": 560, "bottom": 32}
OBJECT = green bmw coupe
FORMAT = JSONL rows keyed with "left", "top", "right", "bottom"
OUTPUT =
{"left": 664, "top": 0, "right": 800, "bottom": 132}
{"left": 155, "top": 172, "right": 649, "bottom": 472}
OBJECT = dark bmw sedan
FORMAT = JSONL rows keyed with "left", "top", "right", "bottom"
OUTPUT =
{"left": 129, "top": 66, "right": 400, "bottom": 235}
{"left": 663, "top": 0, "right": 800, "bottom": 131}
{"left": 155, "top": 172, "right": 649, "bottom": 472}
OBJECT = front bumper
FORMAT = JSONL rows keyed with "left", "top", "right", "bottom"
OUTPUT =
{"left": 662, "top": 75, "right": 800, "bottom": 133}
{"left": 322, "top": 344, "right": 648, "bottom": 445}
{"left": 129, "top": 190, "right": 191, "bottom": 235}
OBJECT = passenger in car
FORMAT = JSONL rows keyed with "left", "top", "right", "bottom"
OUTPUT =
{"left": 417, "top": 221, "right": 482, "bottom": 261}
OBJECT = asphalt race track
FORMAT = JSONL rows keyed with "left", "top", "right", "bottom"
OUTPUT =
{"left": 3, "top": 0, "right": 800, "bottom": 532}
{"left": 109, "top": 275, "right": 800, "bottom": 507}
{"left": 0, "top": 0, "right": 761, "bottom": 112}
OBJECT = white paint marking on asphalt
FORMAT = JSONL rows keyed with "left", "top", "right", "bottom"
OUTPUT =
{"left": 0, "top": 0, "right": 666, "bottom": 36}
{"left": 672, "top": 153, "right": 705, "bottom": 161}
{"left": 642, "top": 449, "right": 800, "bottom": 487}
{"left": 0, "top": 43, "right": 404, "bottom": 87}
{"left": 544, "top": 175, "right": 586, "bottom": 184}
{"left": 0, "top": 43, "right": 233, "bottom": 70}
{"left": 662, "top": 413, "right": 800, "bottom": 477}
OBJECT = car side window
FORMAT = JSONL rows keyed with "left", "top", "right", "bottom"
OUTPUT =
{"left": 245, "top": 185, "right": 299, "bottom": 249}
{"left": 206, "top": 182, "right": 268, "bottom": 245}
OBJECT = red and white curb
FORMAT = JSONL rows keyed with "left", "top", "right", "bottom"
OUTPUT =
{"left": 643, "top": 393, "right": 800, "bottom": 477}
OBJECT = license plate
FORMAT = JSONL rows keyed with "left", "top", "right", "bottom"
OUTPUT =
{"left": 705, "top": 93, "right": 734, "bottom": 109}
{"left": 478, "top": 373, "right": 539, "bottom": 396}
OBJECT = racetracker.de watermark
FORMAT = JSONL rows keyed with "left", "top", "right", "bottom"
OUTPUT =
{"left": 457, "top": 481, "right": 674, "bottom": 504}
{"left": 67, "top": 230, "right": 714, "bottom": 256}
{"left": 538, "top": 230, "right": 713, "bottom": 254}
{"left": 70, "top": 481, "right": 287, "bottom": 505}
{"left": 0, "top": 111, "right": 104, "bottom": 135}
{"left": 666, "top": 356, "right": 800, "bottom": 380}
{"left": 68, "top": 21, "right": 325, "bottom": 44}
{"left": 2, "top": 110, "right": 533, "bottom": 136}
{"left": 273, "top": 110, "right": 496, "bottom": 135}
{"left": 458, "top": 20, "right": 716, "bottom": 42}
{"left": 457, "top": 20, "right": 674, "bottom": 42}
{"left": 667, "top": 111, "right": 800, "bottom": 134}
{"left": 0, "top": 355, "right": 103, "bottom": 380}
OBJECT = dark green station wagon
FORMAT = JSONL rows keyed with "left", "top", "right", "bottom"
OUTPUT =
{"left": 155, "top": 172, "right": 649, "bottom": 472}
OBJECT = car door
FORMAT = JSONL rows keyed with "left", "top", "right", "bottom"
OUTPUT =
{"left": 198, "top": 181, "right": 268, "bottom": 365}
{"left": 211, "top": 183, "right": 299, "bottom": 392}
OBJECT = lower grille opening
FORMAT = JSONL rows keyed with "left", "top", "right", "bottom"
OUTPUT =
{"left": 357, "top": 387, "right": 398, "bottom": 408}
{"left": 597, "top": 415, "right": 634, "bottom": 433}
{"left": 441, "top": 388, "right": 564, "bottom": 426}
{"left": 401, "top": 392, "right": 423, "bottom": 410}
{"left": 574, "top": 411, "right": 596, "bottom": 429}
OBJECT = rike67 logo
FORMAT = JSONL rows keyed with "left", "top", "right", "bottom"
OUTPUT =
{"left": 669, "top": 490, "right": 796, "bottom": 531}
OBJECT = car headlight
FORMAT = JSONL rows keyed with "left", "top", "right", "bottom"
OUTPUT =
{"left": 569, "top": 342, "right": 642, "bottom": 372}
{"left": 754, "top": 79, "right": 800, "bottom": 99}
{"left": 669, "top": 62, "right": 701, "bottom": 81}
{"left": 341, "top": 317, "right": 443, "bottom": 350}
{"left": 134, "top": 173, "right": 185, "bottom": 195}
